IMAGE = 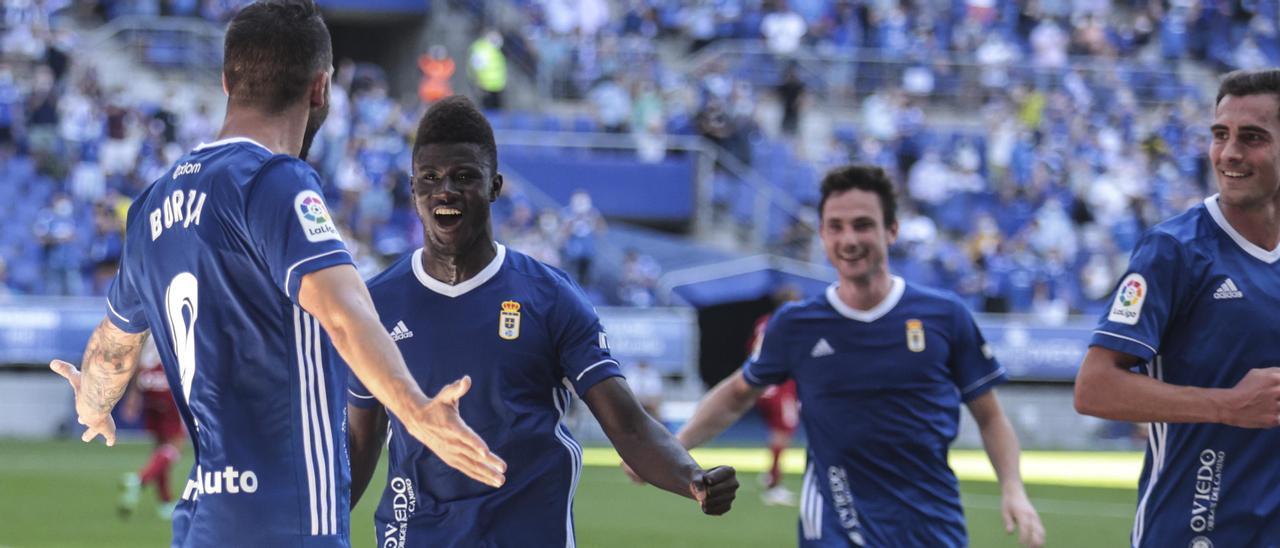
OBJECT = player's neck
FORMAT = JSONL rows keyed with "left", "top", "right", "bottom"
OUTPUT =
{"left": 1219, "top": 198, "right": 1280, "bottom": 251}
{"left": 216, "top": 104, "right": 307, "bottom": 157}
{"left": 835, "top": 270, "right": 893, "bottom": 311}
{"left": 421, "top": 238, "right": 498, "bottom": 286}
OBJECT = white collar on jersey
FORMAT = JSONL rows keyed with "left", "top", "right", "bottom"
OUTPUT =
{"left": 1204, "top": 194, "right": 1280, "bottom": 264}
{"left": 193, "top": 137, "right": 273, "bottom": 154}
{"left": 825, "top": 275, "right": 905, "bottom": 323}
{"left": 412, "top": 243, "right": 506, "bottom": 298}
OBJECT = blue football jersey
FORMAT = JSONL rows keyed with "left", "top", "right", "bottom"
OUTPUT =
{"left": 744, "top": 277, "right": 1006, "bottom": 547}
{"left": 107, "top": 138, "right": 354, "bottom": 547}
{"left": 1091, "top": 195, "right": 1280, "bottom": 548}
{"left": 346, "top": 245, "right": 623, "bottom": 548}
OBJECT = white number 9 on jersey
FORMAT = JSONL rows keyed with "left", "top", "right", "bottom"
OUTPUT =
{"left": 165, "top": 272, "right": 199, "bottom": 418}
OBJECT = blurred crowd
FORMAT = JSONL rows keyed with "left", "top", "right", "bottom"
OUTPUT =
{"left": 2, "top": 0, "right": 1275, "bottom": 319}
{"left": 496, "top": 0, "right": 1262, "bottom": 318}
{"left": 0, "top": 43, "right": 647, "bottom": 304}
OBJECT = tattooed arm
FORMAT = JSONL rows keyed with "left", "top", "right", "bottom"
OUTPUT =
{"left": 50, "top": 317, "right": 150, "bottom": 446}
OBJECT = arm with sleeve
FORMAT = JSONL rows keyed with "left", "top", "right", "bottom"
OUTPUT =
{"left": 243, "top": 157, "right": 353, "bottom": 303}
{"left": 1089, "top": 232, "right": 1186, "bottom": 362}
{"left": 948, "top": 297, "right": 1007, "bottom": 402}
{"left": 551, "top": 278, "right": 624, "bottom": 395}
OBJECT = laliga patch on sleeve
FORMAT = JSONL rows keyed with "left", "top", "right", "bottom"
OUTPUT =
{"left": 1108, "top": 273, "right": 1146, "bottom": 325}
{"left": 294, "top": 190, "right": 343, "bottom": 243}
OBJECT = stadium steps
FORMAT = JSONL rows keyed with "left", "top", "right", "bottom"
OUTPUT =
{"left": 72, "top": 16, "right": 225, "bottom": 114}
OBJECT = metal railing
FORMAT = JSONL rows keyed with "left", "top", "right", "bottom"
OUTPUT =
{"left": 79, "top": 15, "right": 224, "bottom": 81}
{"left": 679, "top": 40, "right": 1212, "bottom": 107}
{"left": 493, "top": 129, "right": 816, "bottom": 252}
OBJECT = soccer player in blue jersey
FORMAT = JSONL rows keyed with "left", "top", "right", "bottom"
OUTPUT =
{"left": 345, "top": 96, "right": 740, "bottom": 547}
{"left": 1075, "top": 69, "right": 1280, "bottom": 548}
{"left": 665, "top": 165, "right": 1044, "bottom": 547}
{"left": 48, "top": 2, "right": 504, "bottom": 546}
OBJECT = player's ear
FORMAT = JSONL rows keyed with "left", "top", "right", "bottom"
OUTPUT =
{"left": 309, "top": 70, "right": 329, "bottom": 110}
{"left": 222, "top": 73, "right": 229, "bottom": 97}
{"left": 885, "top": 219, "right": 899, "bottom": 246}
{"left": 490, "top": 173, "right": 504, "bottom": 202}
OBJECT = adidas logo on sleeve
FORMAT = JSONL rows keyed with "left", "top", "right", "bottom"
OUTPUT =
{"left": 1212, "top": 278, "right": 1244, "bottom": 300}
{"left": 388, "top": 320, "right": 415, "bottom": 341}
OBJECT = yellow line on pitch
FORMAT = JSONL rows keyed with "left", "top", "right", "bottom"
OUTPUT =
{"left": 582, "top": 448, "right": 1143, "bottom": 489}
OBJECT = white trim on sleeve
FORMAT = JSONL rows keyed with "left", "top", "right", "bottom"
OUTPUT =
{"left": 1092, "top": 330, "right": 1158, "bottom": 356}
{"left": 574, "top": 359, "right": 619, "bottom": 382}
{"left": 960, "top": 366, "right": 1007, "bottom": 396}
{"left": 106, "top": 298, "right": 131, "bottom": 324}
{"left": 284, "top": 249, "right": 352, "bottom": 298}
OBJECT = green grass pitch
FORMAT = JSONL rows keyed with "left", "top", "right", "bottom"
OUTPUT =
{"left": 0, "top": 439, "right": 1137, "bottom": 547}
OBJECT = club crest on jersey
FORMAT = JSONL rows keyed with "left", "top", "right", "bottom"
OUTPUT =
{"left": 499, "top": 301, "right": 521, "bottom": 340}
{"left": 294, "top": 190, "right": 342, "bottom": 243}
{"left": 1108, "top": 273, "right": 1146, "bottom": 325}
{"left": 905, "top": 319, "right": 926, "bottom": 352}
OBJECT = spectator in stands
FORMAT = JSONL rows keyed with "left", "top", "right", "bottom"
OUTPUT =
{"left": 761, "top": 0, "right": 807, "bottom": 58}
{"left": 0, "top": 63, "right": 22, "bottom": 152}
{"left": 589, "top": 73, "right": 631, "bottom": 133}
{"left": 1029, "top": 17, "right": 1069, "bottom": 69}
{"left": 635, "top": 119, "right": 668, "bottom": 163}
{"left": 561, "top": 189, "right": 605, "bottom": 287}
{"left": 630, "top": 79, "right": 663, "bottom": 133}
{"left": 1030, "top": 279, "right": 1068, "bottom": 326}
{"left": 618, "top": 247, "right": 660, "bottom": 307}
{"left": 418, "top": 45, "right": 455, "bottom": 104}
{"left": 775, "top": 63, "right": 805, "bottom": 137}
{"left": 100, "top": 91, "right": 134, "bottom": 176}
{"left": 528, "top": 209, "right": 564, "bottom": 268}
{"left": 469, "top": 29, "right": 507, "bottom": 110}
{"left": 68, "top": 148, "right": 105, "bottom": 202}
{"left": 86, "top": 199, "right": 122, "bottom": 295}
{"left": 356, "top": 171, "right": 396, "bottom": 244}
{"left": 24, "top": 65, "right": 58, "bottom": 161}
{"left": 33, "top": 192, "right": 80, "bottom": 296}
{"left": 906, "top": 149, "right": 951, "bottom": 215}
{"left": 697, "top": 96, "right": 753, "bottom": 166}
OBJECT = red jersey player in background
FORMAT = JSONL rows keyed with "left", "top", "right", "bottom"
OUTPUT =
{"left": 117, "top": 336, "right": 184, "bottom": 519}
{"left": 751, "top": 287, "right": 801, "bottom": 506}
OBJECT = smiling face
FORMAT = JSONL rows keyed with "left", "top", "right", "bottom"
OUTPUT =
{"left": 820, "top": 188, "right": 897, "bottom": 285}
{"left": 1211, "top": 93, "right": 1280, "bottom": 210}
{"left": 412, "top": 142, "right": 503, "bottom": 257}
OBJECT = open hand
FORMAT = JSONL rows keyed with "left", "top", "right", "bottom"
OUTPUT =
{"left": 1002, "top": 490, "right": 1045, "bottom": 548}
{"left": 690, "top": 465, "right": 738, "bottom": 515}
{"left": 50, "top": 359, "right": 118, "bottom": 446}
{"left": 404, "top": 375, "right": 507, "bottom": 488}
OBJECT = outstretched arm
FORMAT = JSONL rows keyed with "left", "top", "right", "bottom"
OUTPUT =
{"left": 300, "top": 265, "right": 506, "bottom": 488}
{"left": 675, "top": 370, "right": 764, "bottom": 450}
{"left": 584, "top": 377, "right": 738, "bottom": 515}
{"left": 348, "top": 402, "right": 389, "bottom": 507}
{"left": 49, "top": 318, "right": 150, "bottom": 446}
{"left": 1074, "top": 346, "right": 1280, "bottom": 427}
{"left": 968, "top": 391, "right": 1044, "bottom": 548}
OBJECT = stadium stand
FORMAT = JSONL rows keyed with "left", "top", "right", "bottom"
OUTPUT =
{"left": 1, "top": 0, "right": 1275, "bottom": 315}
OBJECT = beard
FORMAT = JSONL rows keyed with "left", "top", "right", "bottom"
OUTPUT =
{"left": 299, "top": 100, "right": 329, "bottom": 161}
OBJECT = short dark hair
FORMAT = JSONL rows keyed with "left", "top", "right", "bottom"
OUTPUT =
{"left": 1216, "top": 69, "right": 1280, "bottom": 113}
{"left": 413, "top": 96, "right": 498, "bottom": 169}
{"left": 818, "top": 164, "right": 897, "bottom": 226}
{"left": 223, "top": 0, "right": 332, "bottom": 113}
